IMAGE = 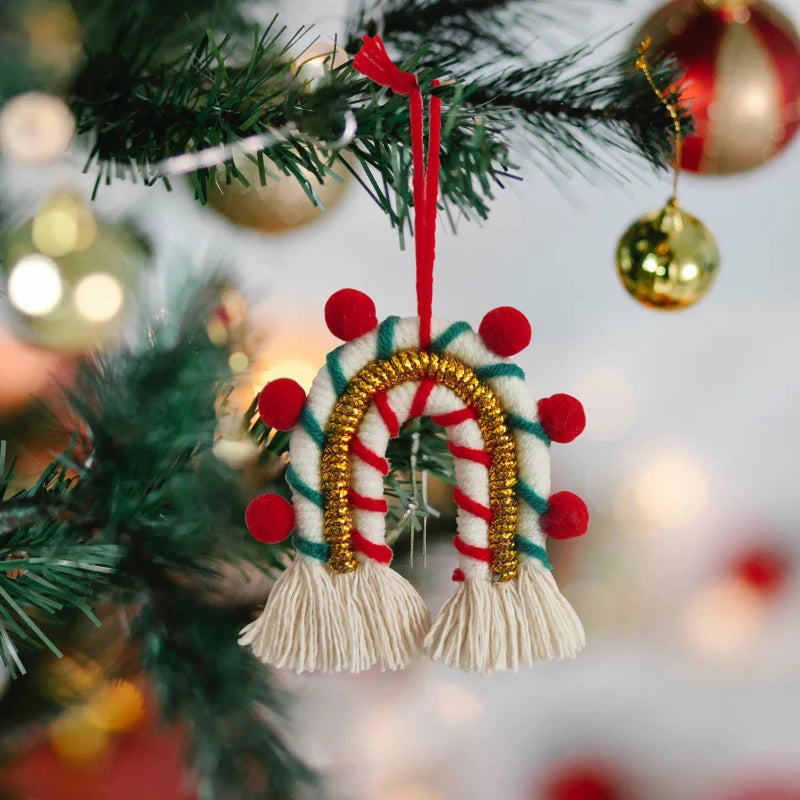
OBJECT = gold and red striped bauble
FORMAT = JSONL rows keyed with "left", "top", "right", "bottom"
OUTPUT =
{"left": 637, "top": 0, "right": 800, "bottom": 174}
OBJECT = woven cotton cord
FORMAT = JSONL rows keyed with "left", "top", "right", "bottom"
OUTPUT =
{"left": 288, "top": 318, "right": 554, "bottom": 581}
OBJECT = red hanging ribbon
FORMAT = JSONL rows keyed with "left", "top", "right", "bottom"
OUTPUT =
{"left": 353, "top": 35, "right": 442, "bottom": 349}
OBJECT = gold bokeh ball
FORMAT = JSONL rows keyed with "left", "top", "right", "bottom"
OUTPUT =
{"left": 208, "top": 153, "right": 350, "bottom": 234}
{"left": 1, "top": 193, "right": 144, "bottom": 350}
{"left": 616, "top": 200, "right": 720, "bottom": 310}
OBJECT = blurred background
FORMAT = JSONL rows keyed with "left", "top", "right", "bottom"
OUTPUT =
{"left": 1, "top": 0, "right": 800, "bottom": 799}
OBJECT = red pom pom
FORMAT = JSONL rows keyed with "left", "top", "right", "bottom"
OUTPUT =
{"left": 733, "top": 547, "right": 789, "bottom": 597}
{"left": 478, "top": 306, "right": 532, "bottom": 357}
{"left": 538, "top": 394, "right": 586, "bottom": 443}
{"left": 542, "top": 762, "right": 621, "bottom": 800}
{"left": 258, "top": 378, "right": 306, "bottom": 431}
{"left": 325, "top": 288, "right": 378, "bottom": 341}
{"left": 542, "top": 491, "right": 589, "bottom": 540}
{"left": 245, "top": 493, "right": 295, "bottom": 544}
{"left": 451, "top": 568, "right": 466, "bottom": 582}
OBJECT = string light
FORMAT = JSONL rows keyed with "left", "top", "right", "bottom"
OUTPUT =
{"left": 73, "top": 272, "right": 125, "bottom": 323}
{"left": 8, "top": 254, "right": 63, "bottom": 316}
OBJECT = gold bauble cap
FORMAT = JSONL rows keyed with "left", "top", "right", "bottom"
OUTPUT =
{"left": 616, "top": 200, "right": 720, "bottom": 310}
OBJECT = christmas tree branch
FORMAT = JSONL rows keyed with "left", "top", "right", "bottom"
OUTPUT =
{"left": 0, "top": 285, "right": 312, "bottom": 797}
{"left": 0, "top": 1, "right": 688, "bottom": 235}
{"left": 346, "top": 0, "right": 624, "bottom": 59}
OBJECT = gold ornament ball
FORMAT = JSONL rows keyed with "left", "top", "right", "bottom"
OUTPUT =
{"left": 293, "top": 42, "right": 350, "bottom": 91}
{"left": 616, "top": 200, "right": 720, "bottom": 310}
{"left": 208, "top": 154, "right": 350, "bottom": 234}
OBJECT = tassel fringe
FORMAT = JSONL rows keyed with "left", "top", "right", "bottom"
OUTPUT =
{"left": 239, "top": 557, "right": 430, "bottom": 673}
{"left": 424, "top": 560, "right": 585, "bottom": 674}
{"left": 239, "top": 558, "right": 349, "bottom": 673}
{"left": 343, "top": 559, "right": 431, "bottom": 671}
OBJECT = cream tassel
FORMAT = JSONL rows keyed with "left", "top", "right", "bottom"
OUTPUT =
{"left": 238, "top": 557, "right": 349, "bottom": 674}
{"left": 515, "top": 558, "right": 585, "bottom": 662}
{"left": 424, "top": 559, "right": 584, "bottom": 674}
{"left": 334, "top": 559, "right": 431, "bottom": 672}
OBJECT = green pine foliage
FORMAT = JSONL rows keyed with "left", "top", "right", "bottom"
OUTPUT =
{"left": 2, "top": 0, "right": 686, "bottom": 234}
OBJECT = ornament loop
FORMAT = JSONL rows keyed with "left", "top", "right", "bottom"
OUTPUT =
{"left": 636, "top": 36, "right": 683, "bottom": 202}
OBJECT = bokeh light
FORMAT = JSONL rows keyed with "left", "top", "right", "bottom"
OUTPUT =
{"left": 0, "top": 92, "right": 75, "bottom": 163}
{"left": 73, "top": 272, "right": 125, "bottom": 323}
{"left": 32, "top": 194, "right": 97, "bottom": 257}
{"left": 684, "top": 578, "right": 765, "bottom": 657}
{"left": 627, "top": 450, "right": 708, "bottom": 528}
{"left": 258, "top": 358, "right": 319, "bottom": 392}
{"left": 384, "top": 785, "right": 443, "bottom": 800}
{"left": 8, "top": 253, "right": 63, "bottom": 316}
{"left": 434, "top": 683, "right": 483, "bottom": 727}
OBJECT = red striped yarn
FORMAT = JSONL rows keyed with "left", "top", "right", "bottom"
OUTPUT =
{"left": 349, "top": 488, "right": 389, "bottom": 513}
{"left": 447, "top": 442, "right": 490, "bottom": 467}
{"left": 375, "top": 390, "right": 400, "bottom": 437}
{"left": 453, "top": 535, "right": 491, "bottom": 562}
{"left": 453, "top": 487, "right": 493, "bottom": 523}
{"left": 431, "top": 407, "right": 478, "bottom": 427}
{"left": 353, "top": 530, "right": 393, "bottom": 564}
{"left": 351, "top": 436, "right": 390, "bottom": 475}
{"left": 409, "top": 378, "right": 436, "bottom": 418}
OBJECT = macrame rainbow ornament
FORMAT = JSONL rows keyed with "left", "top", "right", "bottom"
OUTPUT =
{"left": 239, "top": 36, "right": 589, "bottom": 674}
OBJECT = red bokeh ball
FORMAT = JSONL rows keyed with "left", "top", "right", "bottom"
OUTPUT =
{"left": 325, "top": 288, "right": 378, "bottom": 341}
{"left": 719, "top": 780, "right": 800, "bottom": 800}
{"left": 538, "top": 393, "right": 586, "bottom": 443}
{"left": 245, "top": 493, "right": 295, "bottom": 544}
{"left": 542, "top": 761, "right": 622, "bottom": 800}
{"left": 732, "top": 546, "right": 790, "bottom": 596}
{"left": 257, "top": 378, "right": 306, "bottom": 431}
{"left": 478, "top": 306, "right": 532, "bottom": 357}
{"left": 542, "top": 491, "right": 589, "bottom": 540}
{"left": 636, "top": 0, "right": 800, "bottom": 174}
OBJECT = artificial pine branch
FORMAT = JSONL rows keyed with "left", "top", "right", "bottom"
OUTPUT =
{"left": 0, "top": 1, "right": 688, "bottom": 234}
{"left": 0, "top": 287, "right": 312, "bottom": 797}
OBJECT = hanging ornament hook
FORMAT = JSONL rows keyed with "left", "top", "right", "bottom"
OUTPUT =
{"left": 635, "top": 36, "right": 683, "bottom": 204}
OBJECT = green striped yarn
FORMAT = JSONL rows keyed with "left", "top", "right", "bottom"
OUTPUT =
{"left": 377, "top": 315, "right": 400, "bottom": 360}
{"left": 475, "top": 363, "right": 526, "bottom": 381}
{"left": 515, "top": 536, "right": 552, "bottom": 569}
{"left": 326, "top": 347, "right": 347, "bottom": 395}
{"left": 516, "top": 479, "right": 549, "bottom": 516}
{"left": 292, "top": 534, "right": 330, "bottom": 562}
{"left": 507, "top": 413, "right": 551, "bottom": 445}
{"left": 298, "top": 406, "right": 325, "bottom": 449}
{"left": 430, "top": 321, "right": 470, "bottom": 353}
{"left": 286, "top": 464, "right": 324, "bottom": 508}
